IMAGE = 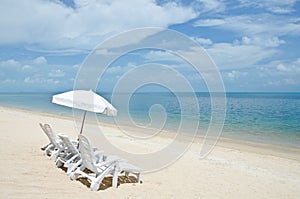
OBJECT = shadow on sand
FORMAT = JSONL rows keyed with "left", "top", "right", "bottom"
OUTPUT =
{"left": 59, "top": 166, "right": 140, "bottom": 191}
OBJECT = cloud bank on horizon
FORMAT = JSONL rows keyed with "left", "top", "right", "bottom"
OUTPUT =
{"left": 0, "top": 0, "right": 299, "bottom": 92}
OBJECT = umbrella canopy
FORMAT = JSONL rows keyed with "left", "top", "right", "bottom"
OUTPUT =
{"left": 52, "top": 90, "right": 117, "bottom": 134}
{"left": 52, "top": 90, "right": 117, "bottom": 116}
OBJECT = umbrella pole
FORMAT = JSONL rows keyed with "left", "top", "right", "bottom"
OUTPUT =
{"left": 79, "top": 111, "right": 87, "bottom": 134}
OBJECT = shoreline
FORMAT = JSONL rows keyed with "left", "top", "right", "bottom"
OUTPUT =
{"left": 1, "top": 105, "right": 299, "bottom": 160}
{"left": 1, "top": 92, "right": 299, "bottom": 150}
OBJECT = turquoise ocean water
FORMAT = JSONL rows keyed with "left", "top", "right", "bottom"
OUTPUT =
{"left": 0, "top": 92, "right": 299, "bottom": 148}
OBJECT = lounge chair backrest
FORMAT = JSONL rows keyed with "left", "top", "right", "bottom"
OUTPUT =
{"left": 40, "top": 123, "right": 60, "bottom": 149}
{"left": 78, "top": 135, "right": 97, "bottom": 172}
{"left": 58, "top": 134, "right": 79, "bottom": 156}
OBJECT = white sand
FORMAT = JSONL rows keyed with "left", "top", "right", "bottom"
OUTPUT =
{"left": 0, "top": 106, "right": 299, "bottom": 198}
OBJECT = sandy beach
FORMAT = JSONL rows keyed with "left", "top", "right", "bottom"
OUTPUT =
{"left": 0, "top": 106, "right": 300, "bottom": 199}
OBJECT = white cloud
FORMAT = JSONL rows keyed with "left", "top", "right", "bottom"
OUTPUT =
{"left": 0, "top": 0, "right": 198, "bottom": 50}
{"left": 191, "top": 37, "right": 213, "bottom": 45}
{"left": 143, "top": 50, "right": 183, "bottom": 62}
{"left": 194, "top": 14, "right": 300, "bottom": 37}
{"left": 276, "top": 64, "right": 289, "bottom": 72}
{"left": 194, "top": 14, "right": 297, "bottom": 71}
{"left": 192, "top": 4, "right": 299, "bottom": 74}
{"left": 73, "top": 64, "right": 80, "bottom": 69}
{"left": 207, "top": 42, "right": 277, "bottom": 70}
{"left": 105, "top": 62, "right": 137, "bottom": 74}
{"left": 49, "top": 69, "right": 66, "bottom": 77}
{"left": 193, "top": 0, "right": 225, "bottom": 13}
{"left": 24, "top": 77, "right": 34, "bottom": 84}
{"left": 24, "top": 76, "right": 60, "bottom": 84}
{"left": 269, "top": 58, "right": 300, "bottom": 74}
{"left": 1, "top": 79, "right": 16, "bottom": 84}
{"left": 194, "top": 18, "right": 225, "bottom": 27}
{"left": 0, "top": 57, "right": 48, "bottom": 71}
{"left": 237, "top": 0, "right": 296, "bottom": 14}
{"left": 110, "top": 64, "right": 197, "bottom": 92}
{"left": 268, "top": 7, "right": 294, "bottom": 14}
{"left": 193, "top": 12, "right": 299, "bottom": 72}
{"left": 97, "top": 28, "right": 162, "bottom": 49}
{"left": 267, "top": 78, "right": 298, "bottom": 86}
{"left": 236, "top": 36, "right": 285, "bottom": 47}
{"left": 0, "top": 59, "right": 21, "bottom": 69}
{"left": 282, "top": 78, "right": 297, "bottom": 85}
{"left": 22, "top": 65, "right": 33, "bottom": 71}
{"left": 33, "top": 56, "right": 47, "bottom": 65}
{"left": 251, "top": 57, "right": 300, "bottom": 88}
{"left": 227, "top": 70, "right": 248, "bottom": 81}
{"left": 0, "top": 56, "right": 76, "bottom": 91}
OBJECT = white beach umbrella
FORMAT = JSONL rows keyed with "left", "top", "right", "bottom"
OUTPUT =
{"left": 52, "top": 90, "right": 117, "bottom": 134}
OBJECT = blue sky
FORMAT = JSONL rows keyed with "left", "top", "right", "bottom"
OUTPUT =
{"left": 0, "top": 0, "right": 299, "bottom": 92}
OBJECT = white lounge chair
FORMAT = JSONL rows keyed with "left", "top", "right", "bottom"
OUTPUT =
{"left": 39, "top": 123, "right": 65, "bottom": 160}
{"left": 56, "top": 134, "right": 82, "bottom": 175}
{"left": 70, "top": 135, "right": 142, "bottom": 191}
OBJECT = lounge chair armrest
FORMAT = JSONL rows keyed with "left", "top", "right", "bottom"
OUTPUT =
{"left": 119, "top": 162, "right": 142, "bottom": 173}
{"left": 105, "top": 155, "right": 127, "bottom": 163}
{"left": 93, "top": 149, "right": 104, "bottom": 162}
{"left": 94, "top": 157, "right": 120, "bottom": 167}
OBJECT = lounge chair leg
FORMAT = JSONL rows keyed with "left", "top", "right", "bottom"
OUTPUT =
{"left": 125, "top": 171, "right": 129, "bottom": 177}
{"left": 112, "top": 170, "right": 119, "bottom": 188}
{"left": 136, "top": 173, "right": 140, "bottom": 182}
{"left": 67, "top": 160, "right": 81, "bottom": 176}
{"left": 55, "top": 159, "right": 63, "bottom": 168}
{"left": 44, "top": 144, "right": 53, "bottom": 156}
{"left": 90, "top": 182, "right": 100, "bottom": 191}
{"left": 70, "top": 172, "right": 79, "bottom": 180}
